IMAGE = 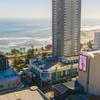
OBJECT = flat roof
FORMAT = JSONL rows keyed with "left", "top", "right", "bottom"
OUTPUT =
{"left": 32, "top": 61, "right": 78, "bottom": 72}
{"left": 31, "top": 57, "right": 78, "bottom": 72}
{"left": 0, "top": 87, "right": 47, "bottom": 100}
{"left": 63, "top": 81, "right": 75, "bottom": 90}
{"left": 52, "top": 81, "right": 76, "bottom": 94}
{"left": 53, "top": 83, "right": 68, "bottom": 94}
{"left": 48, "top": 63, "right": 78, "bottom": 72}
{"left": 81, "top": 50, "right": 100, "bottom": 58}
{"left": 32, "top": 60, "right": 58, "bottom": 70}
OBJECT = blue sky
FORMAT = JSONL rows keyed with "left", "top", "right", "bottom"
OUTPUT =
{"left": 0, "top": 0, "right": 100, "bottom": 20}
{"left": 82, "top": 0, "right": 100, "bottom": 20}
{"left": 0, "top": 0, "right": 51, "bottom": 19}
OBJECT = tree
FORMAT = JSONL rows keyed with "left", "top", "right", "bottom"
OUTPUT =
{"left": 22, "top": 48, "right": 25, "bottom": 52}
{"left": 20, "top": 48, "right": 23, "bottom": 52}
{"left": 35, "top": 48, "right": 38, "bottom": 52}
{"left": 42, "top": 52, "right": 48, "bottom": 59}
{"left": 87, "top": 41, "right": 93, "bottom": 50}
{"left": 13, "top": 57, "right": 25, "bottom": 71}
{"left": 31, "top": 45, "right": 34, "bottom": 49}
{"left": 45, "top": 44, "right": 52, "bottom": 51}
{"left": 11, "top": 48, "right": 20, "bottom": 54}
{"left": 80, "top": 43, "right": 83, "bottom": 50}
{"left": 25, "top": 49, "right": 35, "bottom": 64}
{"left": 41, "top": 47, "right": 44, "bottom": 51}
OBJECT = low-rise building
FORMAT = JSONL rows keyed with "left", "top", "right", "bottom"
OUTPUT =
{"left": 52, "top": 81, "right": 83, "bottom": 100}
{"left": 0, "top": 68, "right": 20, "bottom": 92}
{"left": 29, "top": 57, "right": 78, "bottom": 84}
{"left": 0, "top": 54, "right": 20, "bottom": 92}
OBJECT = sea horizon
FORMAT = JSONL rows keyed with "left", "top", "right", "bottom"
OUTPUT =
{"left": 0, "top": 19, "right": 52, "bottom": 53}
{"left": 0, "top": 18, "right": 100, "bottom": 53}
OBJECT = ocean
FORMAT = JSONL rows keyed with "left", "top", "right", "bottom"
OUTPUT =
{"left": 0, "top": 19, "right": 100, "bottom": 53}
{"left": 81, "top": 19, "right": 100, "bottom": 31}
{"left": 0, "top": 19, "right": 52, "bottom": 53}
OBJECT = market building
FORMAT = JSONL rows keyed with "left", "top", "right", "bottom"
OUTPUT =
{"left": 29, "top": 56, "right": 78, "bottom": 84}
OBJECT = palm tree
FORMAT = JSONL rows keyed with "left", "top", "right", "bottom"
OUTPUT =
{"left": 45, "top": 44, "right": 52, "bottom": 51}
{"left": 80, "top": 43, "right": 83, "bottom": 50}
{"left": 87, "top": 41, "right": 93, "bottom": 50}
{"left": 20, "top": 48, "right": 23, "bottom": 52}
{"left": 41, "top": 47, "right": 44, "bottom": 51}
{"left": 42, "top": 52, "right": 48, "bottom": 59}
{"left": 31, "top": 45, "right": 34, "bottom": 49}
{"left": 25, "top": 49, "right": 35, "bottom": 64}
{"left": 22, "top": 48, "right": 25, "bottom": 53}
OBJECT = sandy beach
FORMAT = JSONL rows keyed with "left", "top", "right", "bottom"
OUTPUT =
{"left": 81, "top": 29, "right": 100, "bottom": 44}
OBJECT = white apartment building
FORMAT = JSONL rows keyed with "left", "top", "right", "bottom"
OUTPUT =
{"left": 52, "top": 0, "right": 81, "bottom": 57}
{"left": 79, "top": 51, "right": 100, "bottom": 95}
{"left": 94, "top": 32, "right": 100, "bottom": 50}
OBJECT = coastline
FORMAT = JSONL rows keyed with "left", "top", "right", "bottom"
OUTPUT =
{"left": 0, "top": 43, "right": 52, "bottom": 53}
{"left": 0, "top": 29, "right": 97, "bottom": 53}
{"left": 0, "top": 37, "right": 52, "bottom": 53}
{"left": 81, "top": 28, "right": 100, "bottom": 44}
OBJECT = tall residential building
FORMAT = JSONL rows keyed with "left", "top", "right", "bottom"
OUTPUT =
{"left": 52, "top": 0, "right": 81, "bottom": 57}
{"left": 94, "top": 32, "right": 100, "bottom": 50}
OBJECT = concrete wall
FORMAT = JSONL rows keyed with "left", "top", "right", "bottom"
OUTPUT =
{"left": 78, "top": 69, "right": 88, "bottom": 92}
{"left": 89, "top": 54, "right": 100, "bottom": 95}
{"left": 79, "top": 52, "right": 100, "bottom": 95}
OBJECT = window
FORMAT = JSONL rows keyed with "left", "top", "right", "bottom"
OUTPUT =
{"left": 41, "top": 72, "right": 49, "bottom": 78}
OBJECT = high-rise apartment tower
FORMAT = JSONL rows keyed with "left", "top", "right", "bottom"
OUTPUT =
{"left": 52, "top": 0, "right": 81, "bottom": 57}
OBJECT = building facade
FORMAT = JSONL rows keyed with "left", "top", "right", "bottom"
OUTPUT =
{"left": 79, "top": 51, "right": 100, "bottom": 95}
{"left": 0, "top": 54, "right": 9, "bottom": 70}
{"left": 52, "top": 0, "right": 81, "bottom": 57}
{"left": 0, "top": 68, "right": 20, "bottom": 92}
{"left": 94, "top": 32, "right": 100, "bottom": 50}
{"left": 29, "top": 57, "right": 78, "bottom": 84}
{"left": 0, "top": 54, "right": 20, "bottom": 92}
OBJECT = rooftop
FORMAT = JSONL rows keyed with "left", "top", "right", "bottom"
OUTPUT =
{"left": 0, "top": 86, "right": 48, "bottom": 100}
{"left": 52, "top": 81, "right": 76, "bottom": 94}
{"left": 53, "top": 83, "right": 68, "bottom": 94}
{"left": 47, "top": 63, "right": 78, "bottom": 72}
{"left": 81, "top": 50, "right": 100, "bottom": 58}
{"left": 63, "top": 81, "right": 76, "bottom": 90}
{"left": 31, "top": 57, "right": 58, "bottom": 71}
{"left": 30, "top": 56, "right": 78, "bottom": 72}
